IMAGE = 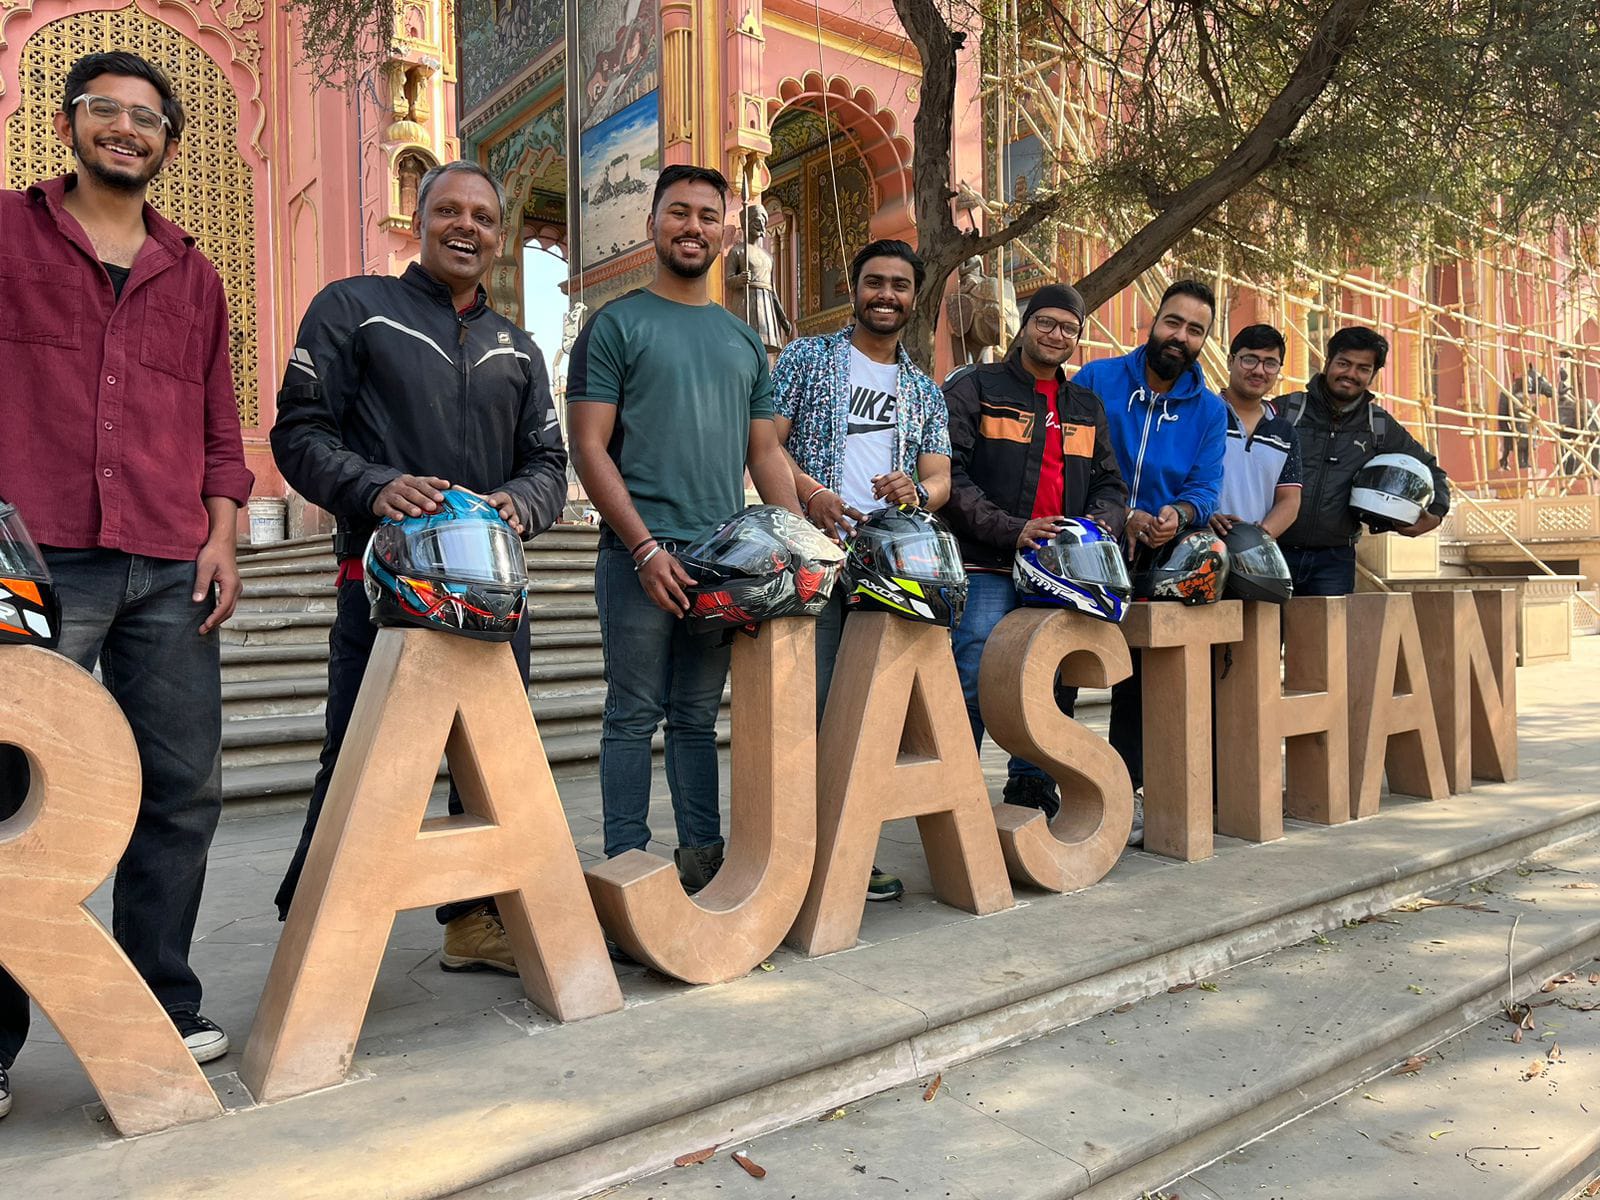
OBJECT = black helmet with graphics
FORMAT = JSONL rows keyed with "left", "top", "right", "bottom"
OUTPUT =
{"left": 844, "top": 505, "right": 967, "bottom": 627}
{"left": 678, "top": 505, "right": 846, "bottom": 635}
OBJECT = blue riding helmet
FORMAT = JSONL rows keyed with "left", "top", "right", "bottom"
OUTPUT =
{"left": 1013, "top": 517, "right": 1131, "bottom": 623}
{"left": 363, "top": 489, "right": 528, "bottom": 642}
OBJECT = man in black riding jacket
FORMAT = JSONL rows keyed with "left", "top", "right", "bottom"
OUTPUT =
{"left": 1277, "top": 326, "right": 1450, "bottom": 596}
{"left": 269, "top": 161, "right": 568, "bottom": 971}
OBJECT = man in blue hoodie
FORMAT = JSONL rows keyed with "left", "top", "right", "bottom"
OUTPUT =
{"left": 1068, "top": 278, "right": 1227, "bottom": 845}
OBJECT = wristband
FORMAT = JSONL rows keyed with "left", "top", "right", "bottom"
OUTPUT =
{"left": 803, "top": 485, "right": 827, "bottom": 515}
{"left": 629, "top": 535, "right": 657, "bottom": 557}
{"left": 634, "top": 544, "right": 663, "bottom": 572}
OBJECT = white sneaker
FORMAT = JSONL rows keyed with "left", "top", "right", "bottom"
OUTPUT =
{"left": 172, "top": 1012, "right": 230, "bottom": 1064}
{"left": 1127, "top": 789, "right": 1146, "bottom": 847}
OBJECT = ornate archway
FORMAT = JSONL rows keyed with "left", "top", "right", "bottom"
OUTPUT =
{"left": 3, "top": 4, "right": 261, "bottom": 426}
{"left": 767, "top": 71, "right": 912, "bottom": 225}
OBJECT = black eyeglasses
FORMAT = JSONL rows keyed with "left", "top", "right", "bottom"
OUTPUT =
{"left": 1234, "top": 353, "right": 1282, "bottom": 375}
{"left": 73, "top": 94, "right": 170, "bottom": 135}
{"left": 1031, "top": 314, "right": 1082, "bottom": 339}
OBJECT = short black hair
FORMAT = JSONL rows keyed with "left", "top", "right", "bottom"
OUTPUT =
{"left": 1229, "top": 323, "right": 1286, "bottom": 359}
{"left": 849, "top": 239, "right": 925, "bottom": 293}
{"left": 651, "top": 164, "right": 728, "bottom": 217}
{"left": 1326, "top": 325, "right": 1389, "bottom": 371}
{"left": 1157, "top": 278, "right": 1216, "bottom": 322}
{"left": 63, "top": 52, "right": 184, "bottom": 141}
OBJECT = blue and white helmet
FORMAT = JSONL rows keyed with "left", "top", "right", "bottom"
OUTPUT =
{"left": 1013, "top": 518, "right": 1131, "bottom": 623}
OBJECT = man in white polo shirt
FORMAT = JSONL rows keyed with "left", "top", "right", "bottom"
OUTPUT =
{"left": 1210, "top": 323, "right": 1302, "bottom": 537}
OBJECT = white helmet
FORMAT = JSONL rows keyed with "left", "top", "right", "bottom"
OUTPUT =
{"left": 1350, "top": 453, "right": 1434, "bottom": 531}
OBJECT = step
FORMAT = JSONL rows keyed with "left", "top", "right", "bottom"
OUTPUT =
{"left": 219, "top": 612, "right": 603, "bottom": 648}
{"left": 598, "top": 834, "right": 1600, "bottom": 1200}
{"left": 221, "top": 660, "right": 608, "bottom": 717}
{"left": 1178, "top": 979, "right": 1600, "bottom": 1199}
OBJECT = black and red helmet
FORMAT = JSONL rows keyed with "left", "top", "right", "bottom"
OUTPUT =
{"left": 0, "top": 497, "right": 61, "bottom": 649}
{"left": 1134, "top": 529, "right": 1230, "bottom": 606}
{"left": 678, "top": 505, "right": 845, "bottom": 635}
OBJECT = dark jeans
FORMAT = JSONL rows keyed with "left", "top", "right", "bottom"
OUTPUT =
{"left": 0, "top": 549, "right": 222, "bottom": 1069}
{"left": 596, "top": 542, "right": 729, "bottom": 858}
{"left": 1284, "top": 544, "right": 1357, "bottom": 598}
{"left": 951, "top": 572, "right": 1048, "bottom": 781}
{"left": 813, "top": 588, "right": 847, "bottom": 722}
{"left": 273, "top": 579, "right": 531, "bottom": 924}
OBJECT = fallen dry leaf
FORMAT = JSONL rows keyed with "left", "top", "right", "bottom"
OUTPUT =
{"left": 1522, "top": 1060, "right": 1545, "bottom": 1081}
{"left": 1392, "top": 1055, "right": 1429, "bottom": 1076}
{"left": 1112, "top": 1003, "right": 1135, "bottom": 1014}
{"left": 1168, "top": 981, "right": 1196, "bottom": 993}
{"left": 1198, "top": 981, "right": 1221, "bottom": 993}
{"left": 732, "top": 1152, "right": 767, "bottom": 1179}
{"left": 1361, "top": 1092, "right": 1383, "bottom": 1102}
{"left": 1590, "top": 974, "right": 1599, "bottom": 985}
{"left": 1561, "top": 882, "right": 1598, "bottom": 890}
{"left": 1429, "top": 1130, "right": 1453, "bottom": 1140}
{"left": 1541, "top": 973, "right": 1577, "bottom": 993}
{"left": 923, "top": 1074, "right": 943, "bottom": 1102}
{"left": 1548, "top": 1042, "right": 1563, "bottom": 1062}
{"left": 674, "top": 1146, "right": 716, "bottom": 1167}
{"left": 1582, "top": 1179, "right": 1599, "bottom": 1197}
{"left": 1512, "top": 1027, "right": 1525, "bottom": 1044}
{"left": 757, "top": 961, "right": 776, "bottom": 972}
{"left": 818, "top": 1108, "right": 848, "bottom": 1122}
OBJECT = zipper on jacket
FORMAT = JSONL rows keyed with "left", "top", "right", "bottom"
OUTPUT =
{"left": 1129, "top": 393, "right": 1158, "bottom": 511}
{"left": 457, "top": 314, "right": 471, "bottom": 487}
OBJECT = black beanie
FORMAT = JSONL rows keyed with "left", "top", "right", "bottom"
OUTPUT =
{"left": 1021, "top": 283, "right": 1086, "bottom": 327}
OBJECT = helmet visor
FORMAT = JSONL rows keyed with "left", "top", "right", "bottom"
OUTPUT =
{"left": 1358, "top": 464, "right": 1433, "bottom": 507}
{"left": 0, "top": 502, "right": 50, "bottom": 580}
{"left": 1231, "top": 539, "right": 1290, "bottom": 581}
{"left": 1034, "top": 538, "right": 1130, "bottom": 589}
{"left": 682, "top": 523, "right": 788, "bottom": 576}
{"left": 865, "top": 524, "right": 964, "bottom": 579}
{"left": 405, "top": 521, "right": 526, "bottom": 585}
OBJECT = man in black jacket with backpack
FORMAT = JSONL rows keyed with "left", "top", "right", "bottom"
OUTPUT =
{"left": 1277, "top": 326, "right": 1450, "bottom": 596}
{"left": 270, "top": 161, "right": 568, "bottom": 970}
{"left": 942, "top": 284, "right": 1127, "bottom": 819}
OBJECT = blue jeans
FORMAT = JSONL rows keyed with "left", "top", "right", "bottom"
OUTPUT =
{"left": 1284, "top": 544, "right": 1357, "bottom": 598}
{"left": 0, "top": 549, "right": 223, "bottom": 1068}
{"left": 274, "top": 579, "right": 531, "bottom": 924}
{"left": 596, "top": 542, "right": 730, "bottom": 857}
{"left": 950, "top": 571, "right": 1047, "bottom": 781}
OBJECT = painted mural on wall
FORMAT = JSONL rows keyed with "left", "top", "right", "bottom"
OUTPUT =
{"left": 485, "top": 97, "right": 567, "bottom": 226}
{"left": 458, "top": 0, "right": 565, "bottom": 117}
{"left": 567, "top": 0, "right": 661, "bottom": 271}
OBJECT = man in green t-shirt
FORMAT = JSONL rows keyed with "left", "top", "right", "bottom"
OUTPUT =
{"left": 568, "top": 164, "right": 802, "bottom": 894}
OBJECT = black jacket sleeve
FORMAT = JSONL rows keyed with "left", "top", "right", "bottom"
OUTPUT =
{"left": 269, "top": 285, "right": 402, "bottom": 519}
{"left": 941, "top": 368, "right": 1029, "bottom": 552}
{"left": 1380, "top": 407, "right": 1451, "bottom": 517}
{"left": 496, "top": 338, "right": 570, "bottom": 537}
{"left": 1081, "top": 393, "right": 1129, "bottom": 536}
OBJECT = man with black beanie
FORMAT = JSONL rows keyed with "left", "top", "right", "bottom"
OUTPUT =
{"left": 943, "top": 284, "right": 1128, "bottom": 818}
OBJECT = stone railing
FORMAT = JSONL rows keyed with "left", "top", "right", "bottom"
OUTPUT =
{"left": 1439, "top": 494, "right": 1600, "bottom": 543}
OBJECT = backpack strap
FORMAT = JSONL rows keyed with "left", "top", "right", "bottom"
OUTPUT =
{"left": 1281, "top": 390, "right": 1309, "bottom": 427}
{"left": 1369, "top": 403, "right": 1392, "bottom": 447}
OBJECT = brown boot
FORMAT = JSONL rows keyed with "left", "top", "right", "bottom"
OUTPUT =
{"left": 441, "top": 904, "right": 516, "bottom": 975}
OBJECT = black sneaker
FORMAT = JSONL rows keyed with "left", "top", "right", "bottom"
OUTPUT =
{"left": 866, "top": 866, "right": 905, "bottom": 902}
{"left": 1002, "top": 774, "right": 1061, "bottom": 821}
{"left": 0, "top": 1062, "right": 11, "bottom": 1120}
{"left": 172, "top": 1012, "right": 230, "bottom": 1064}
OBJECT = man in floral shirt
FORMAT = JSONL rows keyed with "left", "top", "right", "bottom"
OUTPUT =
{"left": 771, "top": 238, "right": 952, "bottom": 902}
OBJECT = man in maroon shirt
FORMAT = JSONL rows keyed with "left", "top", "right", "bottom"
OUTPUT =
{"left": 0, "top": 51, "right": 252, "bottom": 1116}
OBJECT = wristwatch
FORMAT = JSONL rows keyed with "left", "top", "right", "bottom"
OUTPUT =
{"left": 913, "top": 481, "right": 930, "bottom": 508}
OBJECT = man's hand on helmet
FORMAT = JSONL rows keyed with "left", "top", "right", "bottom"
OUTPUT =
{"left": 373, "top": 474, "right": 450, "bottom": 520}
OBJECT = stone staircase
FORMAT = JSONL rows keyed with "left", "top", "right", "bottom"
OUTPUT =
{"left": 225, "top": 524, "right": 726, "bottom": 809}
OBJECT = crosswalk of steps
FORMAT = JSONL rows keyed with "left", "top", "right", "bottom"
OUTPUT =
{"left": 225, "top": 524, "right": 728, "bottom": 810}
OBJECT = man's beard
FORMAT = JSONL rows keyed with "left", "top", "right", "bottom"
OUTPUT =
{"left": 658, "top": 237, "right": 714, "bottom": 280}
{"left": 853, "top": 297, "right": 908, "bottom": 335}
{"left": 74, "top": 128, "right": 163, "bottom": 193}
{"left": 1145, "top": 333, "right": 1197, "bottom": 383}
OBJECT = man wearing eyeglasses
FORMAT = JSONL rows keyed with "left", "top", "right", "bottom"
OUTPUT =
{"left": 0, "top": 51, "right": 253, "bottom": 1109}
{"left": 1209, "top": 324, "right": 1302, "bottom": 539}
{"left": 944, "top": 284, "right": 1128, "bottom": 821}
{"left": 1276, "top": 326, "right": 1450, "bottom": 596}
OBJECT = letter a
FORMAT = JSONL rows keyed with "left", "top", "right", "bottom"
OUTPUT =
{"left": 0, "top": 647, "right": 221, "bottom": 1134}
{"left": 586, "top": 619, "right": 817, "bottom": 983}
{"left": 979, "top": 608, "right": 1134, "bottom": 892}
{"left": 241, "top": 630, "right": 622, "bottom": 1104}
{"left": 1346, "top": 594, "right": 1450, "bottom": 816}
{"left": 788, "top": 612, "right": 1013, "bottom": 957}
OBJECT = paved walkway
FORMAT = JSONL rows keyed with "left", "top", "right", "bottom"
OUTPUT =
{"left": 1, "top": 636, "right": 1596, "bottom": 1189}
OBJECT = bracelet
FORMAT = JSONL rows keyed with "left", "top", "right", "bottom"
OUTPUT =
{"left": 802, "top": 485, "right": 827, "bottom": 515}
{"left": 634, "top": 544, "right": 663, "bottom": 572}
{"left": 629, "top": 535, "right": 657, "bottom": 557}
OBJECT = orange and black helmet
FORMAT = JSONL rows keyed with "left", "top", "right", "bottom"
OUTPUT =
{"left": 0, "top": 497, "right": 61, "bottom": 648}
{"left": 1135, "top": 529, "right": 1230, "bottom": 606}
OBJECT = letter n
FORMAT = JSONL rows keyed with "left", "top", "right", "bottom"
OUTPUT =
{"left": 1412, "top": 589, "right": 1517, "bottom": 790}
{"left": 1346, "top": 594, "right": 1450, "bottom": 816}
{"left": 979, "top": 608, "right": 1133, "bottom": 892}
{"left": 240, "top": 629, "right": 622, "bottom": 1104}
{"left": 0, "top": 647, "right": 221, "bottom": 1133}
{"left": 788, "top": 613, "right": 1013, "bottom": 956}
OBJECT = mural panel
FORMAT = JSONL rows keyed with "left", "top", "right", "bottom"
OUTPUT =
{"left": 458, "top": 0, "right": 565, "bottom": 116}
{"left": 485, "top": 96, "right": 567, "bottom": 227}
{"left": 575, "top": 90, "right": 659, "bottom": 266}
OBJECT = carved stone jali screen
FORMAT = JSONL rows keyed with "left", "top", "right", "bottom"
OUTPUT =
{"left": 4, "top": 5, "right": 261, "bottom": 427}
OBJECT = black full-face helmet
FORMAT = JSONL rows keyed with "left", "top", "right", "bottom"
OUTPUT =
{"left": 363, "top": 489, "right": 528, "bottom": 642}
{"left": 1220, "top": 522, "right": 1293, "bottom": 604}
{"left": 1134, "top": 528, "right": 1230, "bottom": 606}
{"left": 844, "top": 505, "right": 968, "bottom": 627}
{"left": 0, "top": 496, "right": 61, "bottom": 648}
{"left": 1351, "top": 453, "right": 1435, "bottom": 532}
{"left": 678, "top": 505, "right": 846, "bottom": 635}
